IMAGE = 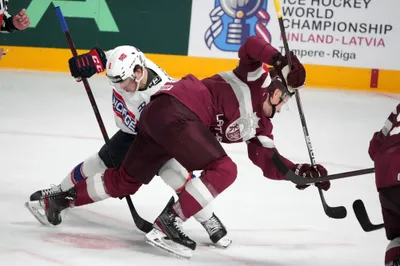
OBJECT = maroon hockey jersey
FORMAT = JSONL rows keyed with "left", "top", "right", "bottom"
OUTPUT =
{"left": 155, "top": 36, "right": 295, "bottom": 181}
{"left": 369, "top": 103, "right": 400, "bottom": 189}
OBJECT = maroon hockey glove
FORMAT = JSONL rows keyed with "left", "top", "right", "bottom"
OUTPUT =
{"left": 293, "top": 163, "right": 330, "bottom": 191}
{"left": 271, "top": 52, "right": 306, "bottom": 89}
{"left": 69, "top": 47, "right": 107, "bottom": 80}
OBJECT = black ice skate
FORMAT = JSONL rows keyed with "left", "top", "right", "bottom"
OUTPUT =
{"left": 145, "top": 197, "right": 196, "bottom": 259}
{"left": 29, "top": 184, "right": 62, "bottom": 201}
{"left": 45, "top": 187, "right": 76, "bottom": 225}
{"left": 201, "top": 213, "right": 232, "bottom": 248}
{"left": 25, "top": 187, "right": 76, "bottom": 226}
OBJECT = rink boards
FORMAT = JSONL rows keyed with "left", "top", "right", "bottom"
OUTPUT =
{"left": 0, "top": 45, "right": 399, "bottom": 94}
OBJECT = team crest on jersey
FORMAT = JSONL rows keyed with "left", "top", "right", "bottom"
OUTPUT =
{"left": 204, "top": 0, "right": 271, "bottom": 52}
{"left": 226, "top": 112, "right": 260, "bottom": 141}
{"left": 112, "top": 90, "right": 138, "bottom": 133}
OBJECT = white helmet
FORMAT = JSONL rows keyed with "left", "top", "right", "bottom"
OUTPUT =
{"left": 105, "top": 45, "right": 146, "bottom": 84}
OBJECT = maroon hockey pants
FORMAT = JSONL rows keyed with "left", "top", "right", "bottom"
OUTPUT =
{"left": 79, "top": 94, "right": 238, "bottom": 218}
{"left": 374, "top": 145, "right": 400, "bottom": 240}
{"left": 379, "top": 186, "right": 400, "bottom": 240}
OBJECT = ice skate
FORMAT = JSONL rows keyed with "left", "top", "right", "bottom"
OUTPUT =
{"left": 26, "top": 187, "right": 75, "bottom": 226}
{"left": 29, "top": 184, "right": 62, "bottom": 201}
{"left": 145, "top": 197, "right": 196, "bottom": 259}
{"left": 201, "top": 213, "right": 232, "bottom": 248}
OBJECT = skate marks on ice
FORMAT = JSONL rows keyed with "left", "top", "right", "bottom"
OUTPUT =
{"left": 64, "top": 208, "right": 306, "bottom": 266}
{"left": 11, "top": 205, "right": 283, "bottom": 265}
{"left": 49, "top": 207, "right": 358, "bottom": 264}
{"left": 8, "top": 203, "right": 339, "bottom": 266}
{"left": 69, "top": 208, "right": 286, "bottom": 265}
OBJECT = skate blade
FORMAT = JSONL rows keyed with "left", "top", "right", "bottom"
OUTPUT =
{"left": 145, "top": 228, "right": 192, "bottom": 259}
{"left": 213, "top": 236, "right": 232, "bottom": 249}
{"left": 25, "top": 201, "right": 51, "bottom": 226}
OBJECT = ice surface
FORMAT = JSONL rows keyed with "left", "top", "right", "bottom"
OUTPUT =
{"left": 0, "top": 70, "right": 398, "bottom": 265}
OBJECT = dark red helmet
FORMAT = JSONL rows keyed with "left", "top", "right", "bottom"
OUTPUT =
{"left": 266, "top": 67, "right": 295, "bottom": 100}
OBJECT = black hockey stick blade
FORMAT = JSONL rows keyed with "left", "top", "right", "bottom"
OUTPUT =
{"left": 317, "top": 186, "right": 347, "bottom": 219}
{"left": 353, "top": 199, "right": 384, "bottom": 232}
{"left": 272, "top": 151, "right": 374, "bottom": 185}
{"left": 125, "top": 196, "right": 153, "bottom": 233}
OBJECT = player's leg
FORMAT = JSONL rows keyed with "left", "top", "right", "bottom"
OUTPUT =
{"left": 26, "top": 130, "right": 137, "bottom": 225}
{"left": 380, "top": 186, "right": 400, "bottom": 266}
{"left": 159, "top": 159, "right": 231, "bottom": 247}
{"left": 29, "top": 130, "right": 135, "bottom": 201}
{"left": 140, "top": 95, "right": 238, "bottom": 218}
{"left": 62, "top": 130, "right": 135, "bottom": 190}
{"left": 74, "top": 130, "right": 169, "bottom": 206}
{"left": 137, "top": 95, "right": 237, "bottom": 252}
{"left": 375, "top": 148, "right": 400, "bottom": 266}
{"left": 97, "top": 95, "right": 235, "bottom": 209}
{"left": 27, "top": 129, "right": 167, "bottom": 226}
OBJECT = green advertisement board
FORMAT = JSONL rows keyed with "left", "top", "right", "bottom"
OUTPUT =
{"left": 0, "top": 0, "right": 192, "bottom": 55}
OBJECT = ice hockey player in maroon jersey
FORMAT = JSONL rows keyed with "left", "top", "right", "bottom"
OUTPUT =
{"left": 369, "top": 103, "right": 400, "bottom": 266}
{"left": 27, "top": 45, "right": 232, "bottom": 248}
{"left": 41, "top": 36, "right": 330, "bottom": 258}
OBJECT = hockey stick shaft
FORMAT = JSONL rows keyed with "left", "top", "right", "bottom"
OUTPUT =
{"left": 272, "top": 152, "right": 375, "bottom": 184}
{"left": 272, "top": 0, "right": 316, "bottom": 167}
{"left": 273, "top": 0, "right": 346, "bottom": 219}
{"left": 273, "top": 0, "right": 315, "bottom": 168}
{"left": 55, "top": 7, "right": 152, "bottom": 233}
{"left": 321, "top": 167, "right": 374, "bottom": 181}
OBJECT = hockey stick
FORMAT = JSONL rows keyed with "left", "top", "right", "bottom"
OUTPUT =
{"left": 273, "top": 155, "right": 382, "bottom": 232}
{"left": 273, "top": 0, "right": 347, "bottom": 219}
{"left": 55, "top": 7, "right": 153, "bottom": 233}
{"left": 353, "top": 200, "right": 384, "bottom": 232}
{"left": 271, "top": 152, "right": 374, "bottom": 185}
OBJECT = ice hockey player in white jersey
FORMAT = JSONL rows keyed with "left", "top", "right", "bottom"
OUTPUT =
{"left": 26, "top": 45, "right": 231, "bottom": 248}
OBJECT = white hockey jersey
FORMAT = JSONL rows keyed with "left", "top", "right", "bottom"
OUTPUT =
{"left": 105, "top": 48, "right": 172, "bottom": 134}
{"left": 0, "top": 0, "right": 13, "bottom": 33}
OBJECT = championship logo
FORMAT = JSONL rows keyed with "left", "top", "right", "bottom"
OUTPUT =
{"left": 205, "top": 0, "right": 272, "bottom": 52}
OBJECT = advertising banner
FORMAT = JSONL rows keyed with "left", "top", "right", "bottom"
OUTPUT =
{"left": 0, "top": 0, "right": 192, "bottom": 55}
{"left": 188, "top": 0, "right": 398, "bottom": 70}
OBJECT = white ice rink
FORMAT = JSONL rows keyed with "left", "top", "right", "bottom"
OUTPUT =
{"left": 0, "top": 70, "right": 398, "bottom": 265}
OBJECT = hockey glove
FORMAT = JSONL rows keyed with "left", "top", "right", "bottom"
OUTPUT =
{"left": 69, "top": 47, "right": 107, "bottom": 80}
{"left": 271, "top": 52, "right": 306, "bottom": 89}
{"left": 293, "top": 163, "right": 330, "bottom": 191}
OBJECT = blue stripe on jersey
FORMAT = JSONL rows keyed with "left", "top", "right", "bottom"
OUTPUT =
{"left": 71, "top": 162, "right": 86, "bottom": 183}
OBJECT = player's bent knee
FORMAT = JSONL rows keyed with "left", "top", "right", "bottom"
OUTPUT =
{"left": 204, "top": 156, "right": 237, "bottom": 194}
{"left": 218, "top": 156, "right": 238, "bottom": 187}
{"left": 103, "top": 167, "right": 142, "bottom": 198}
